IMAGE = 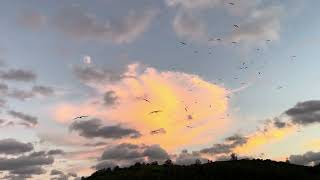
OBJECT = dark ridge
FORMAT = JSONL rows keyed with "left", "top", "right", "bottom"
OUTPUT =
{"left": 82, "top": 159, "right": 320, "bottom": 180}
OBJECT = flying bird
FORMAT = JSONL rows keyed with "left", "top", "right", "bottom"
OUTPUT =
{"left": 73, "top": 116, "right": 88, "bottom": 120}
{"left": 150, "top": 128, "right": 166, "bottom": 135}
{"left": 233, "top": 24, "right": 239, "bottom": 28}
{"left": 149, "top": 110, "right": 162, "bottom": 115}
{"left": 228, "top": 2, "right": 235, "bottom": 5}
{"left": 180, "top": 41, "right": 187, "bottom": 45}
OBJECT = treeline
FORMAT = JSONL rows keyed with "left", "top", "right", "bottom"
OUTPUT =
{"left": 82, "top": 159, "right": 320, "bottom": 180}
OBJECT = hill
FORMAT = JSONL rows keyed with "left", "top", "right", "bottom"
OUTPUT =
{"left": 82, "top": 159, "right": 320, "bottom": 180}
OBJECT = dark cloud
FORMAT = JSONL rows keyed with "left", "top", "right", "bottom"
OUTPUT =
{"left": 73, "top": 65, "right": 123, "bottom": 85}
{"left": 32, "top": 85, "right": 54, "bottom": 96}
{"left": 47, "top": 149, "right": 65, "bottom": 156}
{"left": 50, "top": 170, "right": 77, "bottom": 180}
{"left": 94, "top": 160, "right": 117, "bottom": 170}
{"left": 8, "top": 89, "right": 35, "bottom": 101}
{"left": 104, "top": 90, "right": 118, "bottom": 106}
{"left": 83, "top": 142, "right": 108, "bottom": 147}
{"left": 70, "top": 118, "right": 141, "bottom": 139}
{"left": 0, "top": 151, "right": 54, "bottom": 178}
{"left": 0, "top": 139, "right": 33, "bottom": 155}
{"left": 285, "top": 100, "right": 320, "bottom": 125}
{"left": 175, "top": 150, "right": 208, "bottom": 165}
{"left": 0, "top": 69, "right": 36, "bottom": 82}
{"left": 53, "top": 7, "right": 157, "bottom": 44}
{"left": 7, "top": 110, "right": 38, "bottom": 126}
{"left": 200, "top": 134, "right": 247, "bottom": 155}
{"left": 96, "top": 143, "right": 169, "bottom": 170}
{"left": 273, "top": 118, "right": 287, "bottom": 128}
{"left": 50, "top": 169, "right": 64, "bottom": 175}
{"left": 289, "top": 151, "right": 320, "bottom": 166}
{"left": 143, "top": 145, "right": 170, "bottom": 161}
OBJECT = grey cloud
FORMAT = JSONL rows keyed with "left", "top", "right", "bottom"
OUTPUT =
{"left": 47, "top": 149, "right": 65, "bottom": 156}
{"left": 8, "top": 89, "right": 35, "bottom": 101}
{"left": 0, "top": 69, "right": 36, "bottom": 82}
{"left": 0, "top": 151, "right": 54, "bottom": 177}
{"left": 0, "top": 138, "right": 33, "bottom": 155}
{"left": 172, "top": 11, "right": 207, "bottom": 41}
{"left": 229, "top": 6, "right": 283, "bottom": 43}
{"left": 273, "top": 118, "right": 287, "bottom": 128}
{"left": 285, "top": 100, "right": 320, "bottom": 125}
{"left": 94, "top": 160, "right": 117, "bottom": 170}
{"left": 143, "top": 145, "right": 170, "bottom": 161}
{"left": 0, "top": 98, "right": 6, "bottom": 108}
{"left": 101, "top": 143, "right": 142, "bottom": 161}
{"left": 73, "top": 65, "right": 123, "bottom": 85}
{"left": 54, "top": 7, "right": 157, "bottom": 44}
{"left": 7, "top": 110, "right": 38, "bottom": 126}
{"left": 0, "top": 83, "right": 8, "bottom": 95}
{"left": 51, "top": 169, "right": 64, "bottom": 175}
{"left": 70, "top": 118, "right": 141, "bottom": 139}
{"left": 200, "top": 134, "right": 247, "bottom": 155}
{"left": 289, "top": 151, "right": 320, "bottom": 166}
{"left": 104, "top": 90, "right": 118, "bottom": 106}
{"left": 32, "top": 85, "right": 54, "bottom": 96}
{"left": 175, "top": 150, "right": 208, "bottom": 165}
{"left": 96, "top": 143, "right": 169, "bottom": 170}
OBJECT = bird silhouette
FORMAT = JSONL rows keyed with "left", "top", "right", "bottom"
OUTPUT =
{"left": 149, "top": 110, "right": 162, "bottom": 115}
{"left": 73, "top": 116, "right": 88, "bottom": 120}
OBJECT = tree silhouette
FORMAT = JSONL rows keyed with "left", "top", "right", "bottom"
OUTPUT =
{"left": 230, "top": 153, "right": 238, "bottom": 161}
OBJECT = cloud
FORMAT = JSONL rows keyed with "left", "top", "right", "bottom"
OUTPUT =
{"left": 32, "top": 85, "right": 55, "bottom": 96}
{"left": 103, "top": 90, "right": 118, "bottom": 106}
{"left": 54, "top": 7, "right": 157, "bottom": 44}
{"left": 0, "top": 151, "right": 54, "bottom": 178}
{"left": 284, "top": 100, "right": 320, "bottom": 125}
{"left": 54, "top": 63, "right": 229, "bottom": 151}
{"left": 228, "top": 6, "right": 283, "bottom": 44}
{"left": 51, "top": 169, "right": 64, "bottom": 175}
{"left": 0, "top": 69, "right": 36, "bottom": 82}
{"left": 175, "top": 149, "right": 208, "bottom": 165}
{"left": 200, "top": 134, "right": 248, "bottom": 155}
{"left": 47, "top": 149, "right": 65, "bottom": 156}
{"left": 166, "top": 0, "right": 222, "bottom": 9}
{"left": 8, "top": 89, "right": 35, "bottom": 101}
{"left": 0, "top": 139, "right": 33, "bottom": 155}
{"left": 173, "top": 11, "right": 208, "bottom": 41}
{"left": 289, "top": 151, "right": 320, "bottom": 166}
{"left": 17, "top": 10, "right": 46, "bottom": 30}
{"left": 0, "top": 83, "right": 8, "bottom": 95}
{"left": 73, "top": 65, "right": 123, "bottom": 86}
{"left": 7, "top": 110, "right": 38, "bottom": 127}
{"left": 69, "top": 118, "right": 142, "bottom": 139}
{"left": 95, "top": 143, "right": 169, "bottom": 169}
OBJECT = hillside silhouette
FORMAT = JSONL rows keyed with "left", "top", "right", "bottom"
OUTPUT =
{"left": 82, "top": 159, "right": 320, "bottom": 180}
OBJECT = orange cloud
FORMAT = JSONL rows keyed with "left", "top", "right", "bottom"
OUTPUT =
{"left": 234, "top": 125, "right": 296, "bottom": 155}
{"left": 53, "top": 64, "right": 230, "bottom": 152}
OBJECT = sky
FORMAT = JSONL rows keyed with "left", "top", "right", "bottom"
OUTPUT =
{"left": 1, "top": 0, "right": 320, "bottom": 179}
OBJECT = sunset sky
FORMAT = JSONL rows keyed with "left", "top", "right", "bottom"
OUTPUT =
{"left": 1, "top": 0, "right": 320, "bottom": 179}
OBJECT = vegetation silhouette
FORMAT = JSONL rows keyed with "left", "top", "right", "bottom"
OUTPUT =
{"left": 82, "top": 158, "right": 320, "bottom": 180}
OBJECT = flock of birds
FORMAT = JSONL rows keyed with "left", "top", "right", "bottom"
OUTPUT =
{"left": 72, "top": 1, "right": 298, "bottom": 137}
